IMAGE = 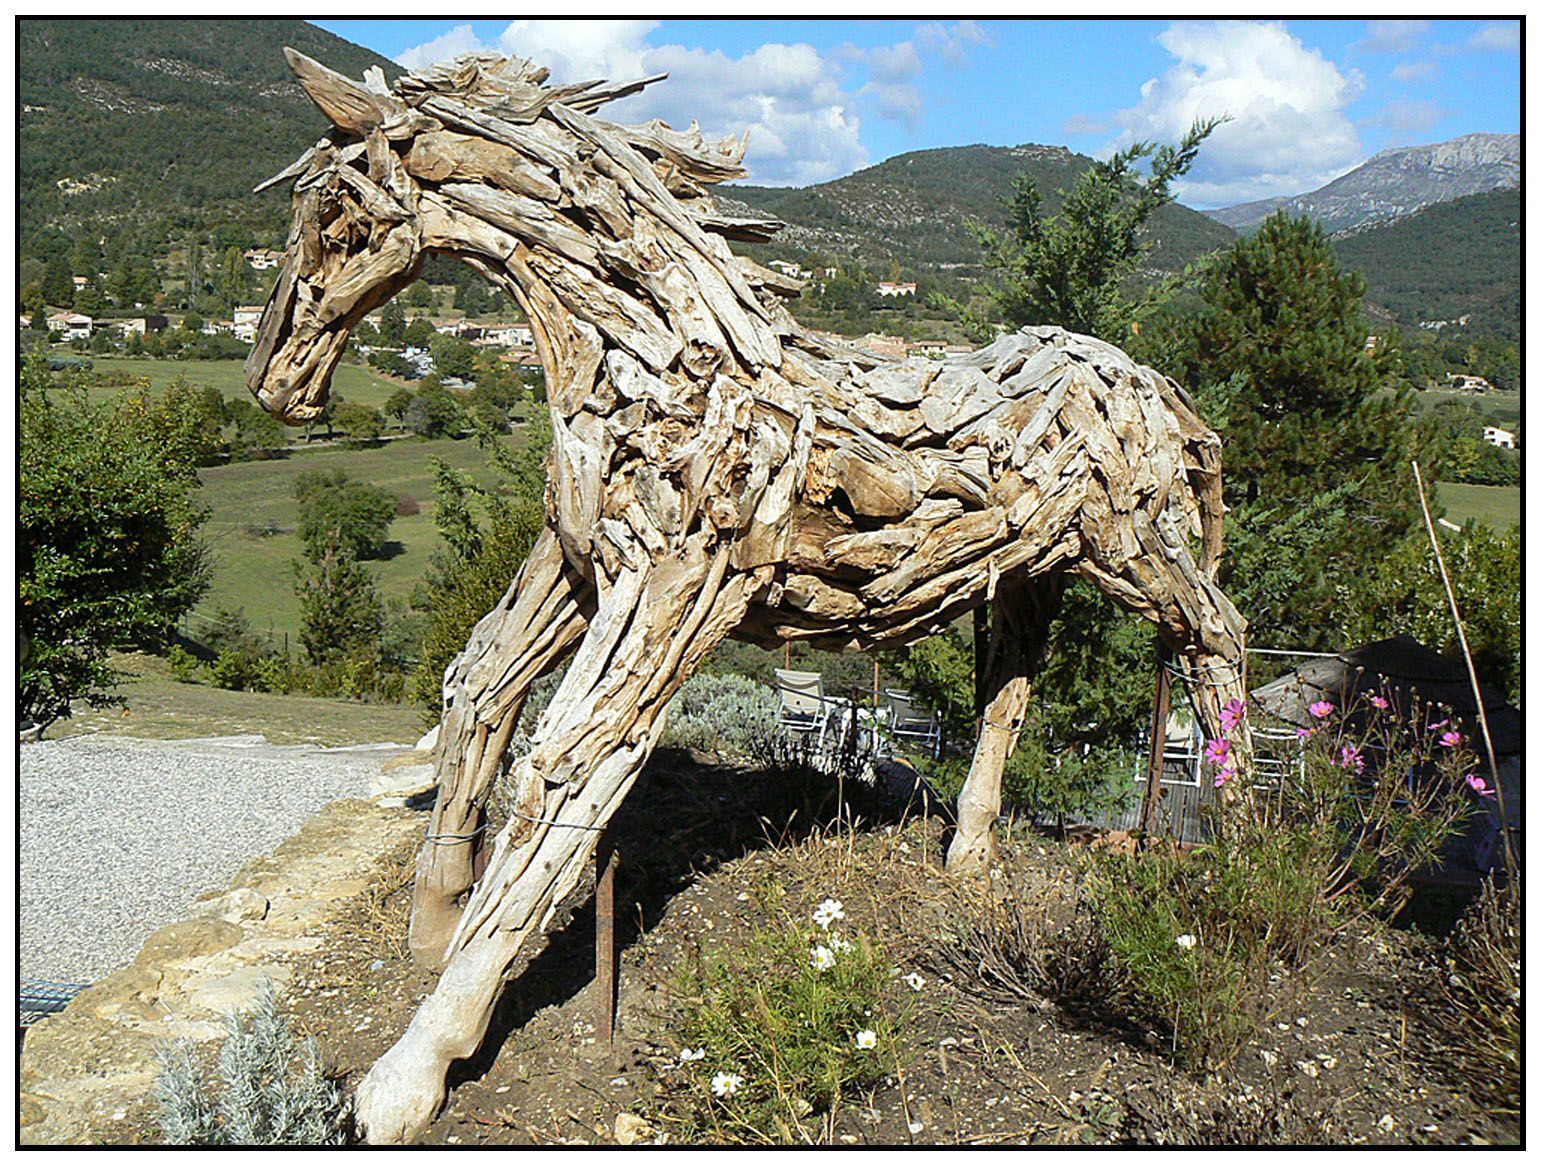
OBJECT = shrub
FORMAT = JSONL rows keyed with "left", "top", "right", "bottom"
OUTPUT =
{"left": 394, "top": 494, "right": 421, "bottom": 517}
{"left": 1084, "top": 692, "right": 1476, "bottom": 1067}
{"left": 20, "top": 360, "right": 211, "bottom": 726}
{"left": 664, "top": 894, "right": 915, "bottom": 1143}
{"left": 154, "top": 980, "right": 348, "bottom": 1145}
{"left": 662, "top": 672, "right": 780, "bottom": 759}
{"left": 1439, "top": 873, "right": 1521, "bottom": 1112}
{"left": 165, "top": 644, "right": 205, "bottom": 684}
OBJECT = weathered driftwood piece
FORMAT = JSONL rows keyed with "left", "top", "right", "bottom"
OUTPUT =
{"left": 247, "top": 49, "right": 1250, "bottom": 1143}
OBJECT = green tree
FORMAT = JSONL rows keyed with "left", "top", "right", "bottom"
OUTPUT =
{"left": 129, "top": 377, "right": 228, "bottom": 468}
{"left": 294, "top": 544, "right": 384, "bottom": 666}
{"left": 378, "top": 302, "right": 406, "bottom": 348}
{"left": 383, "top": 388, "right": 416, "bottom": 424}
{"left": 331, "top": 400, "right": 386, "bottom": 449}
{"left": 430, "top": 332, "right": 476, "bottom": 380}
{"left": 408, "top": 414, "right": 552, "bottom": 715}
{"left": 294, "top": 470, "right": 397, "bottom": 563}
{"left": 949, "top": 119, "right": 1218, "bottom": 341}
{"left": 404, "top": 387, "right": 465, "bottom": 438}
{"left": 225, "top": 399, "right": 286, "bottom": 461}
{"left": 22, "top": 281, "right": 47, "bottom": 327}
{"left": 42, "top": 254, "right": 74, "bottom": 306}
{"left": 1162, "top": 212, "right": 1430, "bottom": 648}
{"left": 20, "top": 359, "right": 212, "bottom": 725}
{"left": 1337, "top": 522, "right": 1521, "bottom": 702}
{"left": 403, "top": 317, "right": 436, "bottom": 349}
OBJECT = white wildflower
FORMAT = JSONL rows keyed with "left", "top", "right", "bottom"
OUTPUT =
{"left": 812, "top": 898, "right": 845, "bottom": 930}
{"left": 810, "top": 945, "right": 837, "bottom": 972}
{"left": 1176, "top": 933, "right": 1197, "bottom": 950}
{"left": 830, "top": 935, "right": 854, "bottom": 954}
{"left": 854, "top": 1029, "right": 877, "bottom": 1050}
{"left": 904, "top": 971, "right": 927, "bottom": 992}
{"left": 710, "top": 1071, "right": 743, "bottom": 1098}
{"left": 679, "top": 1047, "right": 706, "bottom": 1064}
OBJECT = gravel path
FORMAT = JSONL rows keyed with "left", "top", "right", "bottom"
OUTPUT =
{"left": 20, "top": 734, "right": 413, "bottom": 984}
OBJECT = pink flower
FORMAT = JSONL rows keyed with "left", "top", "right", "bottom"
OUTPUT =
{"left": 1309, "top": 701, "right": 1335, "bottom": 719}
{"left": 1466, "top": 774, "right": 1496, "bottom": 798}
{"left": 1428, "top": 718, "right": 1449, "bottom": 732}
{"left": 1369, "top": 695, "right": 1390, "bottom": 710}
{"left": 1213, "top": 770, "right": 1229, "bottom": 789}
{"left": 1296, "top": 727, "right": 1315, "bottom": 742}
{"left": 1440, "top": 730, "right": 1462, "bottom": 749}
{"left": 1338, "top": 745, "right": 1365, "bottom": 774}
{"left": 1221, "top": 699, "right": 1247, "bottom": 733}
{"left": 1204, "top": 738, "right": 1232, "bottom": 766}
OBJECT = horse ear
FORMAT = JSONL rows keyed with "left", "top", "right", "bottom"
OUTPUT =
{"left": 285, "top": 47, "right": 384, "bottom": 135}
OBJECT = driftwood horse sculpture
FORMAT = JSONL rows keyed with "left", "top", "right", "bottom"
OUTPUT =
{"left": 248, "top": 49, "right": 1248, "bottom": 1141}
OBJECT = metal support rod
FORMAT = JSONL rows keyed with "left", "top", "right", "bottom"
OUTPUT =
{"left": 1138, "top": 642, "right": 1174, "bottom": 841}
{"left": 973, "top": 605, "right": 989, "bottom": 731}
{"left": 595, "top": 831, "right": 619, "bottom": 1051}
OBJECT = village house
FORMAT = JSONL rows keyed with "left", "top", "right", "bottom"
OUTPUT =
{"left": 1447, "top": 373, "right": 1494, "bottom": 393}
{"left": 876, "top": 281, "right": 917, "bottom": 298}
{"left": 857, "top": 332, "right": 909, "bottom": 360}
{"left": 244, "top": 247, "right": 283, "bottom": 270}
{"left": 1483, "top": 425, "right": 1516, "bottom": 449}
{"left": 232, "top": 305, "right": 264, "bottom": 343}
{"left": 46, "top": 311, "right": 93, "bottom": 341}
{"left": 767, "top": 259, "right": 811, "bottom": 280}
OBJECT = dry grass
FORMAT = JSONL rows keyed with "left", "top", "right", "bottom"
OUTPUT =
{"left": 53, "top": 652, "right": 425, "bottom": 746}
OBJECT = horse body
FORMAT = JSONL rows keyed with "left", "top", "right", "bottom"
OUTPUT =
{"left": 246, "top": 49, "right": 1247, "bottom": 1142}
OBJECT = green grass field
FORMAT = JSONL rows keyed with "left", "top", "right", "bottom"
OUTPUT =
{"left": 1436, "top": 481, "right": 1523, "bottom": 530}
{"left": 57, "top": 652, "right": 427, "bottom": 744}
{"left": 194, "top": 432, "right": 519, "bottom": 644}
{"left": 83, "top": 355, "right": 409, "bottom": 412}
{"left": 1415, "top": 388, "right": 1522, "bottom": 427}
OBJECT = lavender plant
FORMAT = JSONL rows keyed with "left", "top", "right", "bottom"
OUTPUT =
{"left": 154, "top": 980, "right": 348, "bottom": 1145}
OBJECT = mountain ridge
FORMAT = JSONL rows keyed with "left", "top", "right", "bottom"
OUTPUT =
{"left": 1206, "top": 133, "right": 1519, "bottom": 235}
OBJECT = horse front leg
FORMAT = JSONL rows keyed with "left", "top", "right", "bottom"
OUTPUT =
{"left": 947, "top": 576, "right": 1062, "bottom": 874}
{"left": 410, "top": 529, "right": 594, "bottom": 965}
{"left": 356, "top": 543, "right": 757, "bottom": 1143}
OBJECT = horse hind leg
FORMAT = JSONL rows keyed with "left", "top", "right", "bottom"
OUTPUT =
{"left": 946, "top": 575, "right": 1064, "bottom": 875}
{"left": 1079, "top": 513, "right": 1249, "bottom": 768}
{"left": 410, "top": 528, "right": 595, "bottom": 965}
{"left": 356, "top": 547, "right": 759, "bottom": 1144}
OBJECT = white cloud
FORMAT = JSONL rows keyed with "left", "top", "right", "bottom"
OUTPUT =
{"left": 395, "top": 24, "right": 489, "bottom": 72}
{"left": 1391, "top": 61, "right": 1438, "bottom": 84}
{"left": 392, "top": 20, "right": 879, "bottom": 186}
{"left": 1468, "top": 21, "right": 1519, "bottom": 53}
{"left": 915, "top": 20, "right": 990, "bottom": 67}
{"left": 1356, "top": 20, "right": 1429, "bottom": 54}
{"left": 1112, "top": 21, "right": 1365, "bottom": 207}
{"left": 1062, "top": 113, "right": 1111, "bottom": 137}
{"left": 1364, "top": 100, "right": 1446, "bottom": 137}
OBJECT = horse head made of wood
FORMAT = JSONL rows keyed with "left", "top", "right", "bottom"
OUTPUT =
{"left": 246, "top": 47, "right": 774, "bottom": 424}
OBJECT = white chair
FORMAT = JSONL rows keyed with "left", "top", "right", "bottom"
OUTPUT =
{"left": 883, "top": 689, "right": 943, "bottom": 760}
{"left": 774, "top": 669, "right": 846, "bottom": 751}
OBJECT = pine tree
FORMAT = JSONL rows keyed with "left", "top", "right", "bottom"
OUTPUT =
{"left": 294, "top": 543, "right": 384, "bottom": 667}
{"left": 950, "top": 119, "right": 1218, "bottom": 341}
{"left": 1168, "top": 212, "right": 1431, "bottom": 649}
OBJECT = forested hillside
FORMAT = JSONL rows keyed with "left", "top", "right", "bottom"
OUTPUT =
{"left": 1335, "top": 188, "right": 1522, "bottom": 342}
{"left": 723, "top": 143, "right": 1236, "bottom": 289}
{"left": 19, "top": 19, "right": 399, "bottom": 253}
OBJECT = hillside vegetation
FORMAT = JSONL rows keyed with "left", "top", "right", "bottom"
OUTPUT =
{"left": 725, "top": 143, "right": 1235, "bottom": 290}
{"left": 1335, "top": 188, "right": 1521, "bottom": 341}
{"left": 19, "top": 18, "right": 398, "bottom": 249}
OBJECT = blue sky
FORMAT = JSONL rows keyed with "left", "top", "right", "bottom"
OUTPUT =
{"left": 310, "top": 18, "right": 1521, "bottom": 208}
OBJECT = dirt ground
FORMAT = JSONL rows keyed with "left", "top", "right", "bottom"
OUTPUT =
{"left": 274, "top": 748, "right": 1518, "bottom": 1147}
